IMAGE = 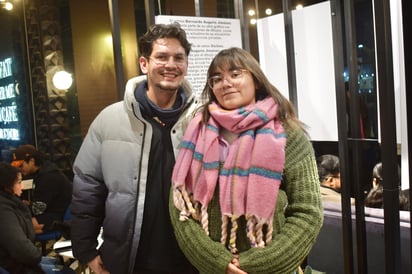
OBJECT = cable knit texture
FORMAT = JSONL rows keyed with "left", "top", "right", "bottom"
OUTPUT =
{"left": 169, "top": 122, "right": 323, "bottom": 274}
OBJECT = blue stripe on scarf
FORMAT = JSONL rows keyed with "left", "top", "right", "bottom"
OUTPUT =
{"left": 220, "top": 166, "right": 283, "bottom": 180}
{"left": 250, "top": 167, "right": 283, "bottom": 180}
{"left": 203, "top": 161, "right": 220, "bottom": 169}
{"left": 193, "top": 151, "right": 203, "bottom": 161}
{"left": 253, "top": 109, "right": 269, "bottom": 123}
{"left": 239, "top": 130, "right": 254, "bottom": 138}
{"left": 237, "top": 107, "right": 270, "bottom": 123}
{"left": 194, "top": 151, "right": 219, "bottom": 169}
{"left": 220, "top": 167, "right": 249, "bottom": 177}
{"left": 240, "top": 128, "right": 287, "bottom": 140}
{"left": 257, "top": 128, "right": 287, "bottom": 139}
{"left": 180, "top": 140, "right": 195, "bottom": 150}
{"left": 206, "top": 124, "right": 219, "bottom": 133}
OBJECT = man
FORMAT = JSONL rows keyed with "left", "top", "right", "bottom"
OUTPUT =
{"left": 317, "top": 154, "right": 341, "bottom": 193}
{"left": 71, "top": 23, "right": 199, "bottom": 274}
{"left": 10, "top": 144, "right": 72, "bottom": 234}
{"left": 316, "top": 154, "right": 355, "bottom": 205}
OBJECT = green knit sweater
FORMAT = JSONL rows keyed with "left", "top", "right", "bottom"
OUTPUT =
{"left": 169, "top": 122, "right": 323, "bottom": 274}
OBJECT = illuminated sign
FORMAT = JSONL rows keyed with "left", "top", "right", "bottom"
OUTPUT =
{"left": 0, "top": 57, "right": 20, "bottom": 140}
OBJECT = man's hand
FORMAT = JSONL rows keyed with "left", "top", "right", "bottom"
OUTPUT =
{"left": 88, "top": 255, "right": 109, "bottom": 274}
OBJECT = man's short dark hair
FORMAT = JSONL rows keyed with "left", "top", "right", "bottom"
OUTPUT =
{"left": 138, "top": 23, "right": 191, "bottom": 58}
{"left": 316, "top": 154, "right": 340, "bottom": 182}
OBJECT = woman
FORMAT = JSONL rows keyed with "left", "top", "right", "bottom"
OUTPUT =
{"left": 0, "top": 162, "right": 44, "bottom": 273}
{"left": 170, "top": 47, "right": 323, "bottom": 274}
{"left": 0, "top": 162, "right": 74, "bottom": 274}
{"left": 364, "top": 162, "right": 409, "bottom": 210}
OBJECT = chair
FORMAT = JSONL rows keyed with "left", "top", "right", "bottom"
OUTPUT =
{"left": 35, "top": 203, "right": 71, "bottom": 256}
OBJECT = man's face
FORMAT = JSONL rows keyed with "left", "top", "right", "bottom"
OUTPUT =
{"left": 322, "top": 173, "right": 341, "bottom": 192}
{"left": 19, "top": 158, "right": 36, "bottom": 176}
{"left": 140, "top": 38, "right": 188, "bottom": 93}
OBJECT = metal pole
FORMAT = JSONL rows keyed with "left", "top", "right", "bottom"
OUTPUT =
{"left": 144, "top": 0, "right": 155, "bottom": 27}
{"left": 108, "top": 0, "right": 125, "bottom": 100}
{"left": 342, "top": 0, "right": 368, "bottom": 272}
{"left": 282, "top": 0, "right": 298, "bottom": 112}
{"left": 194, "top": 0, "right": 204, "bottom": 17}
{"left": 404, "top": 0, "right": 412, "bottom": 266}
{"left": 22, "top": 0, "right": 38, "bottom": 147}
{"left": 373, "top": 0, "right": 401, "bottom": 272}
{"left": 330, "top": 0, "right": 354, "bottom": 272}
{"left": 234, "top": 0, "right": 250, "bottom": 51}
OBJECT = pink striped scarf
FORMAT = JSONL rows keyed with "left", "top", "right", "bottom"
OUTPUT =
{"left": 172, "top": 96, "right": 286, "bottom": 252}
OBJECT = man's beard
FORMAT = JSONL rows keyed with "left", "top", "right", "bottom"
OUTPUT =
{"left": 155, "top": 81, "right": 181, "bottom": 92}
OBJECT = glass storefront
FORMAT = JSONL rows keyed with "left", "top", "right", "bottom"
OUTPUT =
{"left": 0, "top": 3, "right": 35, "bottom": 162}
{"left": 0, "top": 0, "right": 80, "bottom": 176}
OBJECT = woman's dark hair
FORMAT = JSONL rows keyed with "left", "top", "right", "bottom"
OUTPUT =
{"left": 199, "top": 47, "right": 303, "bottom": 130}
{"left": 364, "top": 185, "right": 384, "bottom": 208}
{"left": 364, "top": 185, "right": 409, "bottom": 211}
{"left": 138, "top": 23, "right": 192, "bottom": 58}
{"left": 0, "top": 162, "right": 19, "bottom": 194}
{"left": 365, "top": 162, "right": 409, "bottom": 210}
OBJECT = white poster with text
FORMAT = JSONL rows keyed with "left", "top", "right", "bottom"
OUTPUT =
{"left": 155, "top": 15, "right": 242, "bottom": 96}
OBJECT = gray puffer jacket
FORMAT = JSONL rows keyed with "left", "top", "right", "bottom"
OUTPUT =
{"left": 71, "top": 75, "right": 199, "bottom": 273}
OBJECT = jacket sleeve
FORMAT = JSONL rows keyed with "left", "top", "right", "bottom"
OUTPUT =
{"left": 71, "top": 116, "right": 108, "bottom": 265}
{"left": 238, "top": 124, "right": 323, "bottom": 273}
{"left": 0, "top": 208, "right": 41, "bottom": 265}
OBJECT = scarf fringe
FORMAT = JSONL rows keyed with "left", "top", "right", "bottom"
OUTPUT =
{"left": 246, "top": 215, "right": 274, "bottom": 249}
{"left": 173, "top": 187, "right": 195, "bottom": 221}
{"left": 175, "top": 188, "right": 276, "bottom": 253}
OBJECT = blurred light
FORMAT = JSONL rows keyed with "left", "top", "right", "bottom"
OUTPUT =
{"left": 3, "top": 2, "right": 13, "bottom": 10}
{"left": 296, "top": 4, "right": 303, "bottom": 10}
{"left": 250, "top": 18, "right": 257, "bottom": 25}
{"left": 358, "top": 44, "right": 364, "bottom": 48}
{"left": 265, "top": 8, "right": 272, "bottom": 15}
{"left": 248, "top": 9, "right": 255, "bottom": 16}
{"left": 52, "top": 70, "right": 73, "bottom": 90}
{"left": 105, "top": 35, "right": 113, "bottom": 46}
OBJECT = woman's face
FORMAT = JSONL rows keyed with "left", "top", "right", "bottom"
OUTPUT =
{"left": 209, "top": 67, "right": 256, "bottom": 110}
{"left": 12, "top": 172, "right": 23, "bottom": 197}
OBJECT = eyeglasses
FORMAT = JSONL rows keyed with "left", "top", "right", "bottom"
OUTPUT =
{"left": 148, "top": 54, "right": 187, "bottom": 68}
{"left": 207, "top": 69, "right": 248, "bottom": 89}
{"left": 323, "top": 175, "right": 340, "bottom": 181}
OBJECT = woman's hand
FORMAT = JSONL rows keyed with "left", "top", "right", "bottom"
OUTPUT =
{"left": 226, "top": 257, "right": 248, "bottom": 274}
{"left": 88, "top": 255, "right": 109, "bottom": 274}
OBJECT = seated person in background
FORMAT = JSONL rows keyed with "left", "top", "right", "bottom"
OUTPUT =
{"left": 10, "top": 145, "right": 72, "bottom": 234}
{"left": 364, "top": 162, "right": 409, "bottom": 211}
{"left": 0, "top": 162, "right": 75, "bottom": 274}
{"left": 0, "top": 162, "right": 44, "bottom": 273}
{"left": 316, "top": 154, "right": 354, "bottom": 205}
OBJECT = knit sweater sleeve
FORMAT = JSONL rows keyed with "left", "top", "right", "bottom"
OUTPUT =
{"left": 238, "top": 123, "right": 323, "bottom": 274}
{"left": 169, "top": 189, "right": 234, "bottom": 274}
